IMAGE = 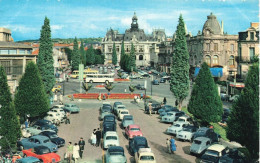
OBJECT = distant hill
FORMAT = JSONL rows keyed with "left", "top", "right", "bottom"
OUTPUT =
{"left": 17, "top": 37, "right": 103, "bottom": 44}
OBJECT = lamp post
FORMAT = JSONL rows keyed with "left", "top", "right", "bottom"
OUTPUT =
{"left": 151, "top": 75, "right": 153, "bottom": 96}
{"left": 144, "top": 80, "right": 147, "bottom": 108}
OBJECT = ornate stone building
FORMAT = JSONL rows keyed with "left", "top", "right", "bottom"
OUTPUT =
{"left": 101, "top": 12, "right": 166, "bottom": 67}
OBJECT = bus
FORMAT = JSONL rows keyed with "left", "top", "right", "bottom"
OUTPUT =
{"left": 85, "top": 73, "right": 115, "bottom": 83}
{"left": 70, "top": 69, "right": 99, "bottom": 79}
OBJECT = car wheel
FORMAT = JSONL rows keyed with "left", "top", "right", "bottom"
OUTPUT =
{"left": 89, "top": 80, "right": 93, "bottom": 83}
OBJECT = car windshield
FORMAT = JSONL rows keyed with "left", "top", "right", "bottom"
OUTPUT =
{"left": 43, "top": 139, "right": 50, "bottom": 143}
{"left": 178, "top": 119, "right": 185, "bottom": 122}
{"left": 37, "top": 148, "right": 50, "bottom": 154}
{"left": 49, "top": 134, "right": 58, "bottom": 138}
{"left": 167, "top": 113, "right": 173, "bottom": 116}
{"left": 124, "top": 117, "right": 133, "bottom": 120}
{"left": 105, "top": 117, "right": 114, "bottom": 121}
{"left": 173, "top": 124, "right": 180, "bottom": 127}
{"left": 121, "top": 111, "right": 128, "bottom": 114}
{"left": 130, "top": 128, "right": 140, "bottom": 131}
{"left": 106, "top": 136, "right": 117, "bottom": 140}
{"left": 205, "top": 150, "right": 219, "bottom": 156}
{"left": 194, "top": 140, "right": 201, "bottom": 144}
{"left": 197, "top": 130, "right": 206, "bottom": 134}
{"left": 110, "top": 152, "right": 124, "bottom": 156}
{"left": 118, "top": 107, "right": 125, "bottom": 109}
{"left": 140, "top": 156, "right": 154, "bottom": 161}
{"left": 183, "top": 128, "right": 192, "bottom": 132}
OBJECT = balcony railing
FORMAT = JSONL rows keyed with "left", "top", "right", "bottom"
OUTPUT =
{"left": 227, "top": 74, "right": 246, "bottom": 82}
{"left": 235, "top": 56, "right": 256, "bottom": 63}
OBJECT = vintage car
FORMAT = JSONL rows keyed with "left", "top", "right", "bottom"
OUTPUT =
{"left": 63, "top": 103, "right": 80, "bottom": 113}
{"left": 100, "top": 115, "right": 117, "bottom": 128}
{"left": 48, "top": 108, "right": 65, "bottom": 119}
{"left": 160, "top": 78, "right": 166, "bottom": 83}
{"left": 113, "top": 102, "right": 122, "bottom": 113}
{"left": 115, "top": 105, "right": 126, "bottom": 116}
{"left": 22, "top": 146, "right": 60, "bottom": 163}
{"left": 40, "top": 131, "right": 65, "bottom": 148}
{"left": 21, "top": 128, "right": 32, "bottom": 138}
{"left": 175, "top": 115, "right": 192, "bottom": 124}
{"left": 16, "top": 157, "right": 41, "bottom": 163}
{"left": 190, "top": 137, "right": 212, "bottom": 155}
{"left": 152, "top": 79, "right": 159, "bottom": 85}
{"left": 32, "top": 120, "right": 57, "bottom": 132}
{"left": 100, "top": 110, "right": 113, "bottom": 121}
{"left": 26, "top": 125, "right": 56, "bottom": 136}
{"left": 51, "top": 85, "right": 61, "bottom": 93}
{"left": 129, "top": 136, "right": 149, "bottom": 156}
{"left": 161, "top": 111, "right": 185, "bottom": 123}
{"left": 122, "top": 115, "right": 134, "bottom": 128}
{"left": 125, "top": 124, "right": 143, "bottom": 139}
{"left": 176, "top": 125, "right": 198, "bottom": 142}
{"left": 105, "top": 146, "right": 127, "bottom": 163}
{"left": 135, "top": 84, "right": 146, "bottom": 90}
{"left": 158, "top": 105, "right": 178, "bottom": 115}
{"left": 118, "top": 109, "right": 130, "bottom": 121}
{"left": 44, "top": 112, "right": 64, "bottom": 124}
{"left": 100, "top": 103, "right": 113, "bottom": 113}
{"left": 17, "top": 135, "right": 58, "bottom": 152}
{"left": 193, "top": 127, "right": 220, "bottom": 143}
{"left": 165, "top": 121, "right": 190, "bottom": 135}
{"left": 201, "top": 144, "right": 229, "bottom": 163}
{"left": 144, "top": 103, "right": 161, "bottom": 114}
{"left": 52, "top": 104, "right": 64, "bottom": 109}
{"left": 219, "top": 148, "right": 247, "bottom": 163}
{"left": 102, "top": 122, "right": 116, "bottom": 137}
{"left": 135, "top": 148, "right": 156, "bottom": 163}
{"left": 102, "top": 131, "right": 119, "bottom": 149}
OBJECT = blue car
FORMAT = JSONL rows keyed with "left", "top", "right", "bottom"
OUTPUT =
{"left": 105, "top": 146, "right": 127, "bottom": 163}
{"left": 129, "top": 136, "right": 149, "bottom": 156}
{"left": 16, "top": 157, "right": 41, "bottom": 163}
{"left": 17, "top": 135, "right": 58, "bottom": 152}
{"left": 158, "top": 105, "right": 177, "bottom": 114}
{"left": 152, "top": 79, "right": 159, "bottom": 85}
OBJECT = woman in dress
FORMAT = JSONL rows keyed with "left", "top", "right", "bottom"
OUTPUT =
{"left": 73, "top": 143, "right": 80, "bottom": 162}
{"left": 91, "top": 129, "right": 97, "bottom": 146}
{"left": 170, "top": 136, "right": 177, "bottom": 154}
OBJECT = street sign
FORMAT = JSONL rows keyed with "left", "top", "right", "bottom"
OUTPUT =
{"left": 79, "top": 64, "right": 84, "bottom": 81}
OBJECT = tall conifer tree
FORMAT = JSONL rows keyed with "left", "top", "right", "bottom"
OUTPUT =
{"left": 89, "top": 45, "right": 95, "bottom": 65}
{"left": 71, "top": 37, "right": 80, "bottom": 71}
{"left": 15, "top": 62, "right": 49, "bottom": 120}
{"left": 129, "top": 43, "right": 136, "bottom": 72}
{"left": 170, "top": 15, "right": 190, "bottom": 110}
{"left": 0, "top": 66, "right": 21, "bottom": 151}
{"left": 120, "top": 41, "right": 126, "bottom": 70}
{"left": 112, "top": 42, "right": 117, "bottom": 65}
{"left": 227, "top": 62, "right": 259, "bottom": 159}
{"left": 80, "top": 40, "right": 86, "bottom": 66}
{"left": 37, "top": 17, "right": 55, "bottom": 96}
{"left": 188, "top": 62, "right": 222, "bottom": 124}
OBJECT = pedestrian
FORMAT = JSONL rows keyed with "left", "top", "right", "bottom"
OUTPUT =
{"left": 170, "top": 136, "right": 177, "bottom": 154}
{"left": 163, "top": 97, "right": 167, "bottom": 105}
{"left": 71, "top": 94, "right": 74, "bottom": 101}
{"left": 102, "top": 94, "right": 106, "bottom": 100}
{"left": 66, "top": 75, "right": 69, "bottom": 82}
{"left": 78, "top": 137, "right": 85, "bottom": 159}
{"left": 66, "top": 142, "right": 73, "bottom": 163}
{"left": 73, "top": 143, "right": 80, "bottom": 163}
{"left": 140, "top": 93, "right": 143, "bottom": 100}
{"left": 166, "top": 138, "right": 171, "bottom": 153}
{"left": 65, "top": 112, "right": 70, "bottom": 124}
{"left": 54, "top": 93, "right": 58, "bottom": 102}
{"left": 59, "top": 94, "right": 63, "bottom": 103}
{"left": 124, "top": 88, "right": 126, "bottom": 93}
{"left": 175, "top": 100, "right": 178, "bottom": 107}
{"left": 91, "top": 129, "right": 97, "bottom": 146}
{"left": 24, "top": 119, "right": 29, "bottom": 128}
{"left": 95, "top": 128, "right": 102, "bottom": 147}
{"left": 149, "top": 104, "right": 152, "bottom": 116}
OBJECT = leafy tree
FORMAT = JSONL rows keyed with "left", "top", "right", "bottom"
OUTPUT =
{"left": 170, "top": 15, "right": 190, "bottom": 110}
{"left": 129, "top": 84, "right": 135, "bottom": 95}
{"left": 64, "top": 47, "right": 72, "bottom": 64}
{"left": 15, "top": 62, "right": 49, "bottom": 120}
{"left": 86, "top": 45, "right": 95, "bottom": 65}
{"left": 105, "top": 83, "right": 115, "bottom": 93}
{"left": 0, "top": 66, "right": 21, "bottom": 151}
{"left": 37, "top": 17, "right": 55, "bottom": 96}
{"left": 112, "top": 42, "right": 117, "bottom": 65}
{"left": 120, "top": 41, "right": 126, "bottom": 70}
{"left": 71, "top": 37, "right": 80, "bottom": 71}
{"left": 80, "top": 40, "right": 86, "bottom": 66}
{"left": 82, "top": 82, "right": 92, "bottom": 94}
{"left": 188, "top": 62, "right": 222, "bottom": 125}
{"left": 129, "top": 43, "right": 136, "bottom": 72}
{"left": 227, "top": 62, "right": 259, "bottom": 159}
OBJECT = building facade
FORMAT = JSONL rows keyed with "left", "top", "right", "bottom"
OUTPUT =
{"left": 102, "top": 12, "right": 166, "bottom": 67}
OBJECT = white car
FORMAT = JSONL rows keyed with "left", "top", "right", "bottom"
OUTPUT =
{"left": 166, "top": 121, "right": 190, "bottom": 135}
{"left": 48, "top": 108, "right": 66, "bottom": 119}
{"left": 52, "top": 105, "right": 64, "bottom": 109}
{"left": 103, "top": 131, "right": 119, "bottom": 149}
{"left": 44, "top": 112, "right": 63, "bottom": 124}
{"left": 174, "top": 115, "right": 192, "bottom": 124}
{"left": 115, "top": 105, "right": 126, "bottom": 116}
{"left": 176, "top": 125, "right": 198, "bottom": 142}
{"left": 118, "top": 109, "right": 130, "bottom": 121}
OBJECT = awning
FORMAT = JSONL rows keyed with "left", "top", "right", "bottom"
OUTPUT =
{"left": 194, "top": 67, "right": 223, "bottom": 77}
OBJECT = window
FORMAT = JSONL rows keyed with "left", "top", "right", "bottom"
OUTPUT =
{"left": 230, "top": 44, "right": 234, "bottom": 52}
{"left": 212, "top": 55, "right": 219, "bottom": 65}
{"left": 229, "top": 56, "right": 235, "bottom": 66}
{"left": 139, "top": 55, "right": 143, "bottom": 60}
{"left": 108, "top": 46, "right": 112, "bottom": 53}
{"left": 0, "top": 60, "right": 11, "bottom": 74}
{"left": 250, "top": 47, "right": 255, "bottom": 61}
{"left": 0, "top": 50, "right": 8, "bottom": 54}
{"left": 206, "top": 43, "right": 210, "bottom": 51}
{"left": 19, "top": 50, "right": 25, "bottom": 54}
{"left": 9, "top": 50, "right": 17, "bottom": 54}
{"left": 205, "top": 55, "right": 211, "bottom": 65}
{"left": 250, "top": 32, "right": 254, "bottom": 40}
{"left": 214, "top": 43, "right": 218, "bottom": 51}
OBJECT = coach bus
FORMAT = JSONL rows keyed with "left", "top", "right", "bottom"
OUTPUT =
{"left": 85, "top": 73, "right": 115, "bottom": 83}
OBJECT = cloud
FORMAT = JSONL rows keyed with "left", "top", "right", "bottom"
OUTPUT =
{"left": 51, "top": 25, "right": 64, "bottom": 30}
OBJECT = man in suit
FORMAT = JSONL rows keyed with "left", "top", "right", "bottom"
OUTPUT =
{"left": 95, "top": 128, "right": 102, "bottom": 147}
{"left": 78, "top": 137, "right": 85, "bottom": 159}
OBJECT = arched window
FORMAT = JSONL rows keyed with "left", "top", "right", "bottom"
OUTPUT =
{"left": 212, "top": 55, "right": 219, "bottom": 65}
{"left": 229, "top": 55, "right": 234, "bottom": 65}
{"left": 205, "top": 55, "right": 211, "bottom": 65}
{"left": 139, "top": 55, "right": 143, "bottom": 60}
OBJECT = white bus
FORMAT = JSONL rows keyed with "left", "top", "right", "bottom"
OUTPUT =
{"left": 85, "top": 73, "right": 115, "bottom": 83}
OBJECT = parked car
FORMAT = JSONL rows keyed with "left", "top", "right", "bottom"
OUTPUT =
{"left": 21, "top": 128, "right": 32, "bottom": 138}
{"left": 21, "top": 146, "right": 60, "bottom": 163}
{"left": 100, "top": 102, "right": 113, "bottom": 112}
{"left": 190, "top": 137, "right": 212, "bottom": 156}
{"left": 100, "top": 110, "right": 113, "bottom": 121}
{"left": 51, "top": 85, "right": 61, "bottom": 93}
{"left": 219, "top": 148, "right": 247, "bottom": 163}
{"left": 142, "top": 73, "right": 150, "bottom": 78}
{"left": 44, "top": 112, "right": 63, "bottom": 124}
{"left": 102, "top": 122, "right": 117, "bottom": 137}
{"left": 129, "top": 136, "right": 149, "bottom": 156}
{"left": 162, "top": 76, "right": 171, "bottom": 80}
{"left": 118, "top": 109, "right": 130, "bottom": 121}
{"left": 100, "top": 115, "right": 117, "bottom": 128}
{"left": 160, "top": 78, "right": 166, "bottom": 83}
{"left": 113, "top": 102, "right": 122, "bottom": 113}
{"left": 175, "top": 115, "right": 193, "bottom": 124}
{"left": 158, "top": 105, "right": 178, "bottom": 114}
{"left": 165, "top": 121, "right": 190, "bottom": 135}
{"left": 17, "top": 135, "right": 58, "bottom": 152}
{"left": 40, "top": 131, "right": 65, "bottom": 148}
{"left": 114, "top": 104, "right": 126, "bottom": 116}
{"left": 136, "top": 84, "right": 146, "bottom": 90}
{"left": 220, "top": 93, "right": 229, "bottom": 101}
{"left": 122, "top": 115, "right": 134, "bottom": 128}
{"left": 32, "top": 120, "right": 57, "bottom": 132}
{"left": 102, "top": 131, "right": 119, "bottom": 149}
{"left": 26, "top": 125, "right": 56, "bottom": 136}
{"left": 134, "top": 148, "right": 156, "bottom": 163}
{"left": 125, "top": 124, "right": 143, "bottom": 139}
{"left": 144, "top": 103, "right": 161, "bottom": 114}
{"left": 152, "top": 80, "right": 159, "bottom": 85}
{"left": 16, "top": 157, "right": 41, "bottom": 163}
{"left": 52, "top": 104, "right": 64, "bottom": 109}
{"left": 63, "top": 103, "right": 80, "bottom": 113}
{"left": 105, "top": 146, "right": 127, "bottom": 163}
{"left": 48, "top": 108, "right": 65, "bottom": 119}
{"left": 161, "top": 111, "right": 185, "bottom": 123}
{"left": 176, "top": 125, "right": 198, "bottom": 142}
{"left": 192, "top": 127, "right": 220, "bottom": 143}
{"left": 200, "top": 144, "right": 229, "bottom": 163}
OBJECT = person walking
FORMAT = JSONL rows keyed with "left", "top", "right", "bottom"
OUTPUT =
{"left": 149, "top": 104, "right": 152, "bottom": 116}
{"left": 66, "top": 142, "right": 73, "bottom": 163}
{"left": 170, "top": 136, "right": 177, "bottom": 154}
{"left": 163, "top": 97, "right": 167, "bottom": 105}
{"left": 73, "top": 143, "right": 80, "bottom": 163}
{"left": 166, "top": 138, "right": 171, "bottom": 153}
{"left": 24, "top": 119, "right": 29, "bottom": 128}
{"left": 78, "top": 137, "right": 85, "bottom": 159}
{"left": 95, "top": 128, "right": 102, "bottom": 147}
{"left": 91, "top": 129, "right": 97, "bottom": 146}
{"left": 65, "top": 112, "right": 70, "bottom": 124}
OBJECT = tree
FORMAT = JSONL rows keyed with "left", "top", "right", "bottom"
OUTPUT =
{"left": 15, "top": 62, "right": 49, "bottom": 121}
{"left": 112, "top": 42, "right": 117, "bottom": 65}
{"left": 105, "top": 83, "right": 115, "bottom": 93}
{"left": 37, "top": 17, "right": 55, "bottom": 96}
{"left": 80, "top": 40, "right": 86, "bottom": 66}
{"left": 187, "top": 62, "right": 222, "bottom": 125}
{"left": 129, "top": 84, "right": 135, "bottom": 95}
{"left": 120, "top": 41, "right": 126, "bottom": 70}
{"left": 82, "top": 82, "right": 92, "bottom": 94}
{"left": 71, "top": 37, "right": 80, "bottom": 71}
{"left": 170, "top": 14, "right": 190, "bottom": 110}
{"left": 0, "top": 66, "right": 21, "bottom": 151}
{"left": 227, "top": 62, "right": 259, "bottom": 160}
{"left": 129, "top": 43, "right": 136, "bottom": 72}
{"left": 86, "top": 45, "right": 95, "bottom": 65}
{"left": 64, "top": 47, "right": 72, "bottom": 64}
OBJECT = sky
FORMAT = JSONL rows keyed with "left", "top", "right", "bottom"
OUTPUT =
{"left": 0, "top": 0, "right": 258, "bottom": 41}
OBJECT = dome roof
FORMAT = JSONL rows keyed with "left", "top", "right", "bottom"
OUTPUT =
{"left": 202, "top": 13, "right": 222, "bottom": 35}
{"left": 132, "top": 12, "right": 138, "bottom": 20}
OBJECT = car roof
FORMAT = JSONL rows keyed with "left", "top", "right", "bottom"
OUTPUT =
{"left": 108, "top": 146, "right": 124, "bottom": 152}
{"left": 117, "top": 105, "right": 126, "bottom": 107}
{"left": 207, "top": 144, "right": 226, "bottom": 152}
{"left": 123, "top": 115, "right": 133, "bottom": 118}
{"left": 197, "top": 127, "right": 209, "bottom": 131}
{"left": 34, "top": 145, "right": 49, "bottom": 151}
{"left": 129, "top": 124, "right": 140, "bottom": 128}
{"left": 30, "top": 135, "right": 49, "bottom": 140}
{"left": 133, "top": 136, "right": 147, "bottom": 141}
{"left": 194, "top": 137, "right": 211, "bottom": 142}
{"left": 41, "top": 130, "right": 56, "bottom": 135}
{"left": 105, "top": 131, "right": 118, "bottom": 136}
{"left": 104, "top": 115, "right": 115, "bottom": 118}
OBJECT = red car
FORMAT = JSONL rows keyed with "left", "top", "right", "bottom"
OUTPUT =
{"left": 125, "top": 124, "right": 143, "bottom": 139}
{"left": 22, "top": 146, "right": 60, "bottom": 163}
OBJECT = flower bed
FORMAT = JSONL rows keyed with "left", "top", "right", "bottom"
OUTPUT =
{"left": 69, "top": 93, "right": 149, "bottom": 99}
{"left": 114, "top": 78, "right": 130, "bottom": 82}
{"left": 95, "top": 85, "right": 105, "bottom": 88}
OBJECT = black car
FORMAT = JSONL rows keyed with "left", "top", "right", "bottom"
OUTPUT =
{"left": 102, "top": 121, "right": 116, "bottom": 137}
{"left": 33, "top": 120, "right": 58, "bottom": 132}
{"left": 219, "top": 149, "right": 247, "bottom": 163}
{"left": 192, "top": 127, "right": 220, "bottom": 143}
{"left": 128, "top": 136, "right": 149, "bottom": 156}
{"left": 145, "top": 103, "right": 162, "bottom": 114}
{"left": 160, "top": 78, "right": 166, "bottom": 83}
{"left": 142, "top": 74, "right": 150, "bottom": 78}
{"left": 40, "top": 131, "right": 65, "bottom": 147}
{"left": 136, "top": 84, "right": 145, "bottom": 90}
{"left": 103, "top": 115, "right": 116, "bottom": 124}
